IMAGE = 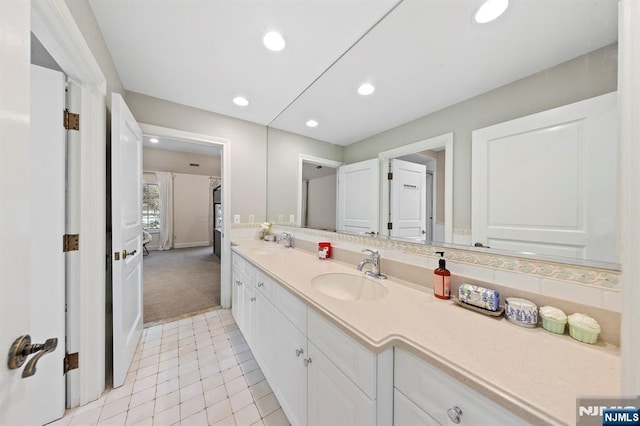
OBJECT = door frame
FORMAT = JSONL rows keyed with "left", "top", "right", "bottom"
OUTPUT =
{"left": 139, "top": 124, "right": 233, "bottom": 308}
{"left": 297, "top": 154, "right": 343, "bottom": 228}
{"left": 32, "top": 0, "right": 107, "bottom": 407}
{"left": 378, "top": 133, "right": 454, "bottom": 243}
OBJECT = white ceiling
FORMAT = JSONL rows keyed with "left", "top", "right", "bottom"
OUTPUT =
{"left": 89, "top": 0, "right": 618, "bottom": 147}
{"left": 143, "top": 135, "right": 221, "bottom": 157}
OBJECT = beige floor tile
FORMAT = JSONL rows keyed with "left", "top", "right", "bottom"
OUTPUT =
{"left": 180, "top": 394, "right": 205, "bottom": 420}
{"left": 255, "top": 394, "right": 279, "bottom": 418}
{"left": 97, "top": 412, "right": 127, "bottom": 426}
{"left": 262, "top": 409, "right": 290, "bottom": 426}
{"left": 213, "top": 414, "right": 237, "bottom": 426}
{"left": 233, "top": 404, "right": 260, "bottom": 426}
{"left": 229, "top": 389, "right": 253, "bottom": 413}
{"left": 206, "top": 399, "right": 233, "bottom": 424}
{"left": 204, "top": 384, "right": 228, "bottom": 407}
{"left": 125, "top": 400, "right": 155, "bottom": 426}
{"left": 225, "top": 376, "right": 248, "bottom": 396}
{"left": 248, "top": 380, "right": 271, "bottom": 402}
{"left": 181, "top": 409, "right": 207, "bottom": 425}
{"left": 152, "top": 405, "right": 180, "bottom": 426}
{"left": 154, "top": 391, "right": 180, "bottom": 415}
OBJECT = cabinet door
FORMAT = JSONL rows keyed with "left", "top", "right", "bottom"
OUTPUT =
{"left": 241, "top": 280, "right": 253, "bottom": 344}
{"left": 394, "top": 389, "right": 440, "bottom": 426}
{"left": 231, "top": 269, "right": 242, "bottom": 325}
{"left": 307, "top": 343, "right": 375, "bottom": 426}
{"left": 274, "top": 311, "right": 307, "bottom": 426}
{"left": 253, "top": 291, "right": 275, "bottom": 383}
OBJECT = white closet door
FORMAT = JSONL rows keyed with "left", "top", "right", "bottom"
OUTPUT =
{"left": 472, "top": 92, "right": 618, "bottom": 262}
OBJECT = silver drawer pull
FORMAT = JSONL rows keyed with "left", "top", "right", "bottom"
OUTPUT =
{"left": 295, "top": 348, "right": 304, "bottom": 357}
{"left": 258, "top": 282, "right": 264, "bottom": 287}
{"left": 250, "top": 297, "right": 256, "bottom": 302}
{"left": 303, "top": 358, "right": 312, "bottom": 367}
{"left": 447, "top": 406, "right": 463, "bottom": 424}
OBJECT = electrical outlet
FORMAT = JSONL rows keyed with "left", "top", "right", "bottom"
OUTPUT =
{"left": 234, "top": 214, "right": 240, "bottom": 224}
{"left": 278, "top": 214, "right": 284, "bottom": 223}
{"left": 289, "top": 214, "right": 295, "bottom": 222}
{"left": 248, "top": 214, "right": 255, "bottom": 223}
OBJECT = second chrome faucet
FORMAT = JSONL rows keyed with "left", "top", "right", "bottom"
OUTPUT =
{"left": 357, "top": 249, "right": 387, "bottom": 279}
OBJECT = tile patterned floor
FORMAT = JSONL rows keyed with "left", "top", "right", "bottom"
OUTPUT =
{"left": 51, "top": 309, "right": 290, "bottom": 426}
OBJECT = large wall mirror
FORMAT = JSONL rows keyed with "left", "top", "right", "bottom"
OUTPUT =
{"left": 266, "top": 0, "right": 620, "bottom": 269}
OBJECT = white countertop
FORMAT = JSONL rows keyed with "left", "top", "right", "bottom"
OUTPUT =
{"left": 232, "top": 240, "right": 621, "bottom": 426}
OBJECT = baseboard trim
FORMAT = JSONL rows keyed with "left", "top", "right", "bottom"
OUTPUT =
{"left": 174, "top": 241, "right": 212, "bottom": 249}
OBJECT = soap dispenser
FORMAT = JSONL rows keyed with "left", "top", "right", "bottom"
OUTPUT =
{"left": 433, "top": 251, "right": 451, "bottom": 300}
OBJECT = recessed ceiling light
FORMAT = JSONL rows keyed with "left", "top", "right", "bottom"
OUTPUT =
{"left": 358, "top": 83, "right": 375, "bottom": 96}
{"left": 306, "top": 120, "right": 319, "bottom": 128}
{"left": 233, "top": 96, "right": 249, "bottom": 106}
{"left": 474, "top": 0, "right": 509, "bottom": 24}
{"left": 263, "top": 31, "right": 286, "bottom": 52}
{"left": 149, "top": 138, "right": 159, "bottom": 144}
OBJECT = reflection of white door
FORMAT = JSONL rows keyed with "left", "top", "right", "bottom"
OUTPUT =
{"left": 112, "top": 93, "right": 144, "bottom": 387}
{"left": 425, "top": 172, "right": 434, "bottom": 242}
{"left": 337, "top": 159, "right": 379, "bottom": 234}
{"left": 472, "top": 92, "right": 618, "bottom": 262}
{"left": 390, "top": 159, "right": 427, "bottom": 240}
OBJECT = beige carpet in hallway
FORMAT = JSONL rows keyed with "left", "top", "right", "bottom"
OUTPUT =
{"left": 143, "top": 246, "right": 220, "bottom": 324}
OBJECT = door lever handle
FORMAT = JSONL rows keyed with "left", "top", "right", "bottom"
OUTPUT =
{"left": 8, "top": 335, "right": 58, "bottom": 378}
{"left": 123, "top": 249, "right": 137, "bottom": 259}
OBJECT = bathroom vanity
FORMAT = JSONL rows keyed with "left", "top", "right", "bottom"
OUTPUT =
{"left": 231, "top": 240, "right": 620, "bottom": 425}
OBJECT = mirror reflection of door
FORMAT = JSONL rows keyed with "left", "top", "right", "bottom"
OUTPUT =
{"left": 389, "top": 151, "right": 444, "bottom": 243}
{"left": 337, "top": 158, "right": 380, "bottom": 235}
{"left": 301, "top": 161, "right": 337, "bottom": 231}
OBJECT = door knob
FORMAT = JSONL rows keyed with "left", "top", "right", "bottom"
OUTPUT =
{"left": 8, "top": 335, "right": 58, "bottom": 378}
{"left": 123, "top": 249, "right": 137, "bottom": 259}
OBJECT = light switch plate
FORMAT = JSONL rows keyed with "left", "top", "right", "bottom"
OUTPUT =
{"left": 234, "top": 214, "right": 240, "bottom": 223}
{"left": 289, "top": 214, "right": 295, "bottom": 222}
{"left": 248, "top": 214, "right": 255, "bottom": 223}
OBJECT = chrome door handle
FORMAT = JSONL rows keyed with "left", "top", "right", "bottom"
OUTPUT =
{"left": 123, "top": 249, "right": 137, "bottom": 259}
{"left": 8, "top": 335, "right": 58, "bottom": 378}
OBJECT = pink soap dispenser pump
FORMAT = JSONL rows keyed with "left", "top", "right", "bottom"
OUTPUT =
{"left": 433, "top": 251, "right": 451, "bottom": 300}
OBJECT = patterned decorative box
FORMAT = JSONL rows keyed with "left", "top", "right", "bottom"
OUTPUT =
{"left": 458, "top": 283, "right": 500, "bottom": 312}
{"left": 504, "top": 297, "right": 538, "bottom": 327}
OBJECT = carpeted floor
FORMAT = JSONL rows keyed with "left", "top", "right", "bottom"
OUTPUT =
{"left": 143, "top": 246, "right": 221, "bottom": 324}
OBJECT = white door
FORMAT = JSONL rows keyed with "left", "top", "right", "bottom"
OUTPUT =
{"left": 472, "top": 92, "right": 618, "bottom": 262}
{"left": 111, "top": 93, "right": 144, "bottom": 388}
{"left": 1, "top": 64, "right": 67, "bottom": 426}
{"left": 389, "top": 159, "right": 427, "bottom": 241}
{"left": 337, "top": 159, "right": 379, "bottom": 235}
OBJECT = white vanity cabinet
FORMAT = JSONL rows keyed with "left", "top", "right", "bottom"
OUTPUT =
{"left": 231, "top": 250, "right": 391, "bottom": 426}
{"left": 231, "top": 253, "right": 254, "bottom": 344}
{"left": 394, "top": 348, "right": 529, "bottom": 426}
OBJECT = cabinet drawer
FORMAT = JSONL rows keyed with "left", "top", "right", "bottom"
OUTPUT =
{"left": 394, "top": 389, "right": 439, "bottom": 426}
{"left": 394, "top": 349, "right": 529, "bottom": 426}
{"left": 307, "top": 308, "right": 377, "bottom": 399}
{"left": 232, "top": 252, "right": 255, "bottom": 282}
{"left": 273, "top": 281, "right": 307, "bottom": 333}
{"left": 255, "top": 270, "right": 275, "bottom": 302}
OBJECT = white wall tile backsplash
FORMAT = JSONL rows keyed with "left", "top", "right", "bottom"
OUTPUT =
{"left": 258, "top": 225, "right": 622, "bottom": 313}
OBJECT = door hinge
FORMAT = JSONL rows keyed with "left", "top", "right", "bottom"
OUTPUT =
{"left": 63, "top": 352, "right": 79, "bottom": 374}
{"left": 387, "top": 172, "right": 393, "bottom": 180}
{"left": 63, "top": 234, "right": 79, "bottom": 252}
{"left": 387, "top": 222, "right": 393, "bottom": 230}
{"left": 63, "top": 109, "right": 80, "bottom": 131}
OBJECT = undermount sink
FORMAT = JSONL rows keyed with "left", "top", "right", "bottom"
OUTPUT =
{"left": 311, "top": 273, "right": 389, "bottom": 302}
{"left": 248, "top": 246, "right": 285, "bottom": 255}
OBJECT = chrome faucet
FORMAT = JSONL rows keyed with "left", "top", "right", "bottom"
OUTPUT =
{"left": 279, "top": 232, "right": 294, "bottom": 248}
{"left": 357, "top": 249, "right": 386, "bottom": 279}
